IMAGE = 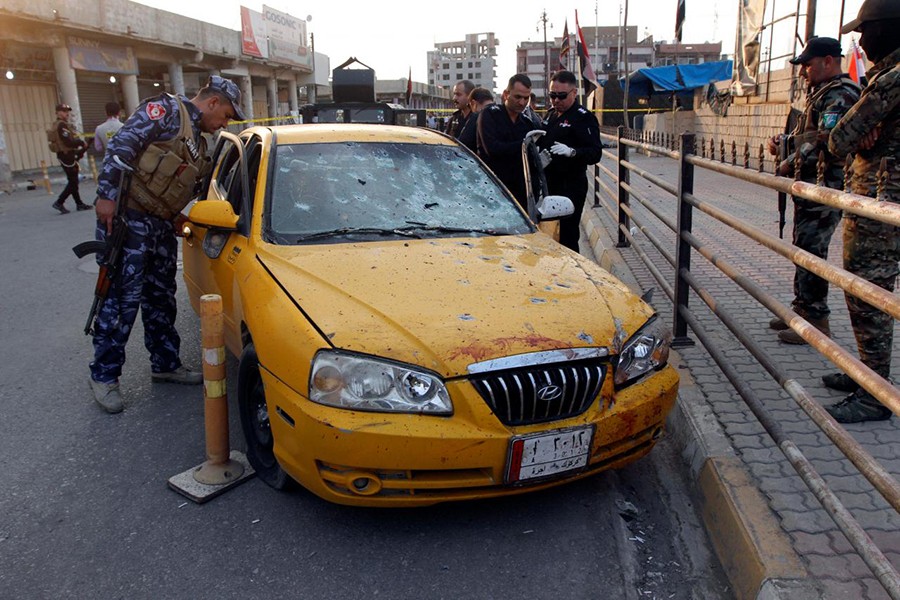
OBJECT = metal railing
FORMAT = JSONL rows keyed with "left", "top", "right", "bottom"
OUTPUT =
{"left": 594, "top": 126, "right": 900, "bottom": 599}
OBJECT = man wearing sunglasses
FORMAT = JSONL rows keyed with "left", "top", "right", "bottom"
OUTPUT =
{"left": 541, "top": 70, "right": 603, "bottom": 252}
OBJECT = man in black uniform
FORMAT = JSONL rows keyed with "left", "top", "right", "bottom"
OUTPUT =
{"left": 458, "top": 87, "right": 494, "bottom": 152}
{"left": 444, "top": 80, "right": 475, "bottom": 139}
{"left": 50, "top": 103, "right": 91, "bottom": 214}
{"left": 541, "top": 70, "right": 603, "bottom": 251}
{"left": 477, "top": 74, "right": 538, "bottom": 208}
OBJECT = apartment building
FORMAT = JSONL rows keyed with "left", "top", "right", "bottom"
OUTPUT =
{"left": 427, "top": 33, "right": 498, "bottom": 93}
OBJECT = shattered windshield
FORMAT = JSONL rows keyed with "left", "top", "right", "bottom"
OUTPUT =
{"left": 265, "top": 141, "right": 533, "bottom": 244}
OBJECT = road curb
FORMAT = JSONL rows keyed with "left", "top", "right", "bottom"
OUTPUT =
{"left": 580, "top": 207, "right": 820, "bottom": 600}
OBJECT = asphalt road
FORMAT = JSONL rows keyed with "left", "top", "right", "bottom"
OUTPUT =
{"left": 0, "top": 182, "right": 730, "bottom": 599}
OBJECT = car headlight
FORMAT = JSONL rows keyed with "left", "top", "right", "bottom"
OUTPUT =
{"left": 310, "top": 351, "right": 452, "bottom": 414}
{"left": 614, "top": 317, "right": 671, "bottom": 388}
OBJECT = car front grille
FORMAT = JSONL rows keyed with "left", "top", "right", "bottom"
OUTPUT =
{"left": 469, "top": 357, "right": 607, "bottom": 426}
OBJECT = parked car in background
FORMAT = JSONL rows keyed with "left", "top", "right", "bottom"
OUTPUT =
{"left": 181, "top": 124, "right": 678, "bottom": 506}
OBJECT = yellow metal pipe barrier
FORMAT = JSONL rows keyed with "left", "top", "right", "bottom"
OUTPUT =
{"left": 40, "top": 160, "right": 51, "bottom": 194}
{"left": 192, "top": 294, "right": 244, "bottom": 485}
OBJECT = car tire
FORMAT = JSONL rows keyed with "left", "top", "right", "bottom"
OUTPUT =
{"left": 238, "top": 343, "right": 293, "bottom": 490}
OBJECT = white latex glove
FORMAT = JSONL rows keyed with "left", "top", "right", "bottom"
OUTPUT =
{"left": 550, "top": 142, "right": 576, "bottom": 157}
{"left": 524, "top": 129, "right": 546, "bottom": 143}
{"left": 538, "top": 149, "right": 552, "bottom": 169}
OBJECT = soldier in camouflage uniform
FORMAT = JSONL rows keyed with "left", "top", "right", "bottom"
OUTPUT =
{"left": 766, "top": 37, "right": 861, "bottom": 344}
{"left": 825, "top": 0, "right": 900, "bottom": 423}
{"left": 88, "top": 76, "right": 245, "bottom": 414}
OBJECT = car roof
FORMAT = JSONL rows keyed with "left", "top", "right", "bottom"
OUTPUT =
{"left": 266, "top": 124, "right": 458, "bottom": 146}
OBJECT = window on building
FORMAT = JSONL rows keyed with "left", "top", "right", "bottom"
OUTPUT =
{"left": 442, "top": 74, "right": 450, "bottom": 81}
{"left": 456, "top": 73, "right": 462, "bottom": 80}
{"left": 468, "top": 61, "right": 473, "bottom": 68}
{"left": 476, "top": 61, "right": 481, "bottom": 67}
{"left": 443, "top": 63, "right": 449, "bottom": 69}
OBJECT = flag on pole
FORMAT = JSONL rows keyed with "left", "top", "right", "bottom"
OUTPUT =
{"left": 559, "top": 20, "right": 570, "bottom": 71}
{"left": 405, "top": 67, "right": 412, "bottom": 105}
{"left": 575, "top": 10, "right": 599, "bottom": 98}
{"left": 848, "top": 38, "right": 868, "bottom": 86}
{"left": 675, "top": 0, "right": 686, "bottom": 42}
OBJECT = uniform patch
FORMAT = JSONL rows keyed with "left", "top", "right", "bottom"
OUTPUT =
{"left": 821, "top": 111, "right": 840, "bottom": 129}
{"left": 146, "top": 102, "right": 166, "bottom": 120}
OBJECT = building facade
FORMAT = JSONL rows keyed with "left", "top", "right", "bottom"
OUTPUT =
{"left": 654, "top": 42, "right": 723, "bottom": 66}
{"left": 0, "top": 0, "right": 330, "bottom": 183}
{"left": 427, "top": 33, "right": 498, "bottom": 93}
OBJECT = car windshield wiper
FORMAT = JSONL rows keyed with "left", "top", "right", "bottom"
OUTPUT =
{"left": 289, "top": 227, "right": 423, "bottom": 242}
{"left": 397, "top": 221, "right": 503, "bottom": 236}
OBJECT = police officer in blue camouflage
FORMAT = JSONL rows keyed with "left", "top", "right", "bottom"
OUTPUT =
{"left": 825, "top": 0, "right": 900, "bottom": 423}
{"left": 766, "top": 37, "right": 861, "bottom": 344}
{"left": 88, "top": 76, "right": 245, "bottom": 414}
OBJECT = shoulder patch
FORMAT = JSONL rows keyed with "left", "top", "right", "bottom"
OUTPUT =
{"left": 488, "top": 104, "right": 501, "bottom": 112}
{"left": 821, "top": 111, "right": 840, "bottom": 129}
{"left": 146, "top": 102, "right": 166, "bottom": 121}
{"left": 577, "top": 107, "right": 588, "bottom": 114}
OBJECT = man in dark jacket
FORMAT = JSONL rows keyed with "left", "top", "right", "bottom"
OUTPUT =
{"left": 541, "top": 70, "right": 603, "bottom": 252}
{"left": 477, "top": 74, "right": 537, "bottom": 208}
{"left": 51, "top": 103, "right": 90, "bottom": 214}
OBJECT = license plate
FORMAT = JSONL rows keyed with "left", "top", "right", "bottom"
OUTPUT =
{"left": 506, "top": 425, "right": 594, "bottom": 483}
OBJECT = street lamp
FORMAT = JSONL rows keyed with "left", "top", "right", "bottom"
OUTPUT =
{"left": 537, "top": 10, "right": 552, "bottom": 108}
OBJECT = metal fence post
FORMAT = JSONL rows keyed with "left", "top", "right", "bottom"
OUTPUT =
{"left": 593, "top": 163, "right": 600, "bottom": 207}
{"left": 672, "top": 132, "right": 696, "bottom": 347}
{"left": 616, "top": 125, "right": 630, "bottom": 248}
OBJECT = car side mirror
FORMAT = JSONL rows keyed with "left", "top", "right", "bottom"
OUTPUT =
{"left": 188, "top": 199, "right": 239, "bottom": 230}
{"left": 535, "top": 195, "right": 575, "bottom": 221}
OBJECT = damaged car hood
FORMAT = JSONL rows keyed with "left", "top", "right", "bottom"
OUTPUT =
{"left": 258, "top": 233, "right": 653, "bottom": 377}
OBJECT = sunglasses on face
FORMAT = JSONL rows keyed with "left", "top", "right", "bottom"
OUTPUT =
{"left": 549, "top": 90, "right": 573, "bottom": 100}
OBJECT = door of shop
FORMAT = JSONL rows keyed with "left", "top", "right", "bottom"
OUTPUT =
{"left": 0, "top": 83, "right": 57, "bottom": 172}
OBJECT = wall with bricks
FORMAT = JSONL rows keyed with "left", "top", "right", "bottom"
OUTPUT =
{"left": 641, "top": 65, "right": 804, "bottom": 170}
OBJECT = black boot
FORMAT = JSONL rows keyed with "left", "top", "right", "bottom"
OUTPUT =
{"left": 826, "top": 389, "right": 892, "bottom": 423}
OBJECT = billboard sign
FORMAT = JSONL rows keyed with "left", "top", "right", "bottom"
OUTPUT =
{"left": 263, "top": 5, "right": 310, "bottom": 68}
{"left": 240, "top": 6, "right": 269, "bottom": 59}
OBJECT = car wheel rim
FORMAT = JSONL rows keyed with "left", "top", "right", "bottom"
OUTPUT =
{"left": 249, "top": 375, "right": 276, "bottom": 467}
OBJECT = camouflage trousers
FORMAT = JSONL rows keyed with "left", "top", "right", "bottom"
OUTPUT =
{"left": 792, "top": 200, "right": 842, "bottom": 319}
{"left": 844, "top": 214, "right": 900, "bottom": 379}
{"left": 90, "top": 210, "right": 183, "bottom": 384}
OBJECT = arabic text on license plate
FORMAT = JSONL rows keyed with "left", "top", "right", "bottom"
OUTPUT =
{"left": 506, "top": 426, "right": 594, "bottom": 483}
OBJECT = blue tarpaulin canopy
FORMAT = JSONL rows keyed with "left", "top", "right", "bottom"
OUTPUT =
{"left": 619, "top": 60, "right": 733, "bottom": 97}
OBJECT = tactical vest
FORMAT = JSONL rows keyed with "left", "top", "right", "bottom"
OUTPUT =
{"left": 128, "top": 97, "right": 211, "bottom": 220}
{"left": 794, "top": 76, "right": 861, "bottom": 137}
{"left": 46, "top": 119, "right": 64, "bottom": 153}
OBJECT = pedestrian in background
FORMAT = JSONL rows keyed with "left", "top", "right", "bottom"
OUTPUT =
{"left": 477, "top": 74, "right": 538, "bottom": 208}
{"left": 765, "top": 37, "right": 861, "bottom": 345}
{"left": 93, "top": 101, "right": 123, "bottom": 156}
{"left": 445, "top": 80, "right": 475, "bottom": 139}
{"left": 88, "top": 76, "right": 245, "bottom": 414}
{"left": 540, "top": 70, "right": 603, "bottom": 252}
{"left": 458, "top": 87, "right": 494, "bottom": 153}
{"left": 49, "top": 103, "right": 90, "bottom": 214}
{"left": 825, "top": 0, "right": 900, "bottom": 423}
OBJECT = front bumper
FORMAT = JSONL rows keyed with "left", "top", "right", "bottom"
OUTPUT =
{"left": 263, "top": 365, "right": 679, "bottom": 506}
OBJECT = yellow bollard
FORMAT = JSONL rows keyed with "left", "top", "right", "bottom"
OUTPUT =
{"left": 40, "top": 160, "right": 52, "bottom": 194}
{"left": 192, "top": 293, "right": 245, "bottom": 485}
{"left": 89, "top": 155, "right": 98, "bottom": 182}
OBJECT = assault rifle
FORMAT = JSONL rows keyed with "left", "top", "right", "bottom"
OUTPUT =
{"left": 72, "top": 155, "right": 134, "bottom": 335}
{"left": 777, "top": 135, "right": 789, "bottom": 239}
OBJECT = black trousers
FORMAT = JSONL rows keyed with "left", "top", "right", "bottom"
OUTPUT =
{"left": 56, "top": 162, "right": 82, "bottom": 206}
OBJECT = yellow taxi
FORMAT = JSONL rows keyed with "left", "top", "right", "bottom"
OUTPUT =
{"left": 182, "top": 124, "right": 678, "bottom": 506}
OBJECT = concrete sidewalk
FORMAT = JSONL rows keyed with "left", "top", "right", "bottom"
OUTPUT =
{"left": 581, "top": 153, "right": 899, "bottom": 600}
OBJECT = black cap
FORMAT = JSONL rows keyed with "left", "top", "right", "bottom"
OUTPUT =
{"left": 55, "top": 103, "right": 72, "bottom": 112}
{"left": 789, "top": 37, "right": 843, "bottom": 65}
{"left": 206, "top": 75, "right": 246, "bottom": 121}
{"left": 842, "top": 0, "right": 900, "bottom": 34}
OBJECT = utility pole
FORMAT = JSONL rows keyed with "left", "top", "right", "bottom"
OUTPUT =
{"left": 622, "top": 0, "right": 630, "bottom": 127}
{"left": 805, "top": 0, "right": 817, "bottom": 42}
{"left": 539, "top": 10, "right": 551, "bottom": 108}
